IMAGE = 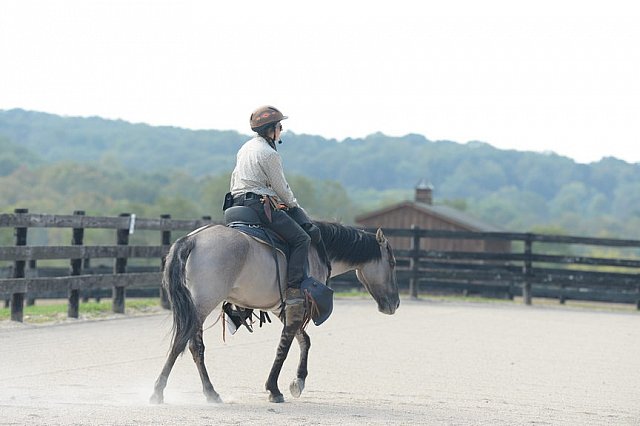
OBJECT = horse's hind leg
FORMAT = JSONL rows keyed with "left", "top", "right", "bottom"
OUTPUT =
{"left": 289, "top": 329, "right": 311, "bottom": 398}
{"left": 189, "top": 324, "right": 221, "bottom": 403}
{"left": 150, "top": 338, "right": 187, "bottom": 404}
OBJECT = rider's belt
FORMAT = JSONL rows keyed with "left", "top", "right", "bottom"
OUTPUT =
{"left": 233, "top": 191, "right": 261, "bottom": 205}
{"left": 233, "top": 192, "right": 273, "bottom": 222}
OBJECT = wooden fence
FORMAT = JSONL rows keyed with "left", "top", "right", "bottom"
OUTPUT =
{"left": 376, "top": 226, "right": 640, "bottom": 309}
{"left": 1, "top": 210, "right": 639, "bottom": 322}
{"left": 0, "top": 209, "right": 213, "bottom": 321}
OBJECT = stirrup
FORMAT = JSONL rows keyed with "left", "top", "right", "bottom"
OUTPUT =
{"left": 222, "top": 302, "right": 254, "bottom": 333}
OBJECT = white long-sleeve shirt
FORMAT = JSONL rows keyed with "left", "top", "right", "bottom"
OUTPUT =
{"left": 230, "top": 136, "right": 299, "bottom": 208}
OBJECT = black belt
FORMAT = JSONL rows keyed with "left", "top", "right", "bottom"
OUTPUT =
{"left": 233, "top": 192, "right": 262, "bottom": 205}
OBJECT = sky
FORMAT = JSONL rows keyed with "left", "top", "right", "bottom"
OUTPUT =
{"left": 1, "top": 0, "right": 639, "bottom": 164}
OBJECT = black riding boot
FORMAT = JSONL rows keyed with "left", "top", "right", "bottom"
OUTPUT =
{"left": 240, "top": 199, "right": 310, "bottom": 309}
{"left": 261, "top": 207, "right": 310, "bottom": 305}
{"left": 287, "top": 207, "right": 331, "bottom": 281}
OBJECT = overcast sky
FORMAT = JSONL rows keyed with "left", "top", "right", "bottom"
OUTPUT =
{"left": 2, "top": 0, "right": 639, "bottom": 164}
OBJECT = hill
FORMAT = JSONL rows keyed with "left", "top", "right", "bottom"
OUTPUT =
{"left": 2, "top": 108, "right": 640, "bottom": 238}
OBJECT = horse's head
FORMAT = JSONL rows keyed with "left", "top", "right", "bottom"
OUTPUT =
{"left": 356, "top": 229, "right": 400, "bottom": 315}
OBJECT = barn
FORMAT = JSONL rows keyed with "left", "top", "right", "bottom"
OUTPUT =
{"left": 355, "top": 180, "right": 511, "bottom": 254}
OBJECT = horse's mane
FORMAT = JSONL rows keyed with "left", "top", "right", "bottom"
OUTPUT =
{"left": 314, "top": 221, "right": 381, "bottom": 264}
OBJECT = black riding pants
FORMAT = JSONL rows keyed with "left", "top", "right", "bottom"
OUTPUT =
{"left": 242, "top": 199, "right": 310, "bottom": 289}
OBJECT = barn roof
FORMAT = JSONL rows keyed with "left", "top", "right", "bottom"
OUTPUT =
{"left": 355, "top": 200, "right": 505, "bottom": 232}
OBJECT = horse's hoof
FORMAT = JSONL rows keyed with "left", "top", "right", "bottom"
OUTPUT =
{"left": 149, "top": 393, "right": 164, "bottom": 405}
{"left": 206, "top": 393, "right": 223, "bottom": 403}
{"left": 269, "top": 393, "right": 285, "bottom": 403}
{"left": 289, "top": 378, "right": 305, "bottom": 398}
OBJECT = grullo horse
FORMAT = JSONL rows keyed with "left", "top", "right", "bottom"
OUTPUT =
{"left": 150, "top": 221, "right": 399, "bottom": 404}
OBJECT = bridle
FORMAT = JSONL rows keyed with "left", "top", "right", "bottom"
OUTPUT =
{"left": 386, "top": 244, "right": 397, "bottom": 269}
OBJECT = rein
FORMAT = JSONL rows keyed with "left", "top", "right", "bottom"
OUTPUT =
{"left": 357, "top": 267, "right": 373, "bottom": 293}
{"left": 356, "top": 242, "right": 395, "bottom": 293}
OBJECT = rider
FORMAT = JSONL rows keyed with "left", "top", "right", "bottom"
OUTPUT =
{"left": 229, "top": 105, "right": 312, "bottom": 310}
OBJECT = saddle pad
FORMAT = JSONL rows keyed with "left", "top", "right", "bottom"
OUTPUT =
{"left": 227, "top": 222, "right": 289, "bottom": 258}
{"left": 187, "top": 223, "right": 214, "bottom": 237}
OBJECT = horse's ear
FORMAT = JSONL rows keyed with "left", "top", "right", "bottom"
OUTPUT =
{"left": 376, "top": 228, "right": 387, "bottom": 244}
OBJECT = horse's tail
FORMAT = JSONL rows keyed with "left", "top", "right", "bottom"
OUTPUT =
{"left": 163, "top": 235, "right": 198, "bottom": 355}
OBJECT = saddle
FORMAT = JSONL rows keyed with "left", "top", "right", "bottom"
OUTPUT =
{"left": 224, "top": 206, "right": 289, "bottom": 257}
{"left": 222, "top": 205, "right": 333, "bottom": 328}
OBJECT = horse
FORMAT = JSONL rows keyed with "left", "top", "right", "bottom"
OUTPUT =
{"left": 150, "top": 220, "right": 399, "bottom": 404}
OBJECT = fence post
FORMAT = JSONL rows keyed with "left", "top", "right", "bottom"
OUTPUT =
{"left": 82, "top": 255, "right": 93, "bottom": 303}
{"left": 409, "top": 224, "right": 420, "bottom": 299}
{"left": 11, "top": 208, "right": 28, "bottom": 322}
{"left": 159, "top": 214, "right": 171, "bottom": 310}
{"left": 201, "top": 215, "right": 212, "bottom": 229}
{"left": 522, "top": 233, "right": 533, "bottom": 305}
{"left": 26, "top": 260, "right": 37, "bottom": 306}
{"left": 68, "top": 210, "right": 85, "bottom": 318}
{"left": 113, "top": 213, "right": 130, "bottom": 314}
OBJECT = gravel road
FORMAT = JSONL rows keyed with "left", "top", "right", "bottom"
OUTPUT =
{"left": 1, "top": 298, "right": 639, "bottom": 425}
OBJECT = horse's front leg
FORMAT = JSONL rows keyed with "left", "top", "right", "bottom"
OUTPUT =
{"left": 265, "top": 306, "right": 306, "bottom": 403}
{"left": 289, "top": 329, "right": 311, "bottom": 398}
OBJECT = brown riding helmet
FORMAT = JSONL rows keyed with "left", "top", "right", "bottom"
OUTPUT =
{"left": 250, "top": 105, "right": 288, "bottom": 131}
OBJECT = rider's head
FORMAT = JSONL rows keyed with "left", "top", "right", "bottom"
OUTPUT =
{"left": 250, "top": 105, "right": 287, "bottom": 144}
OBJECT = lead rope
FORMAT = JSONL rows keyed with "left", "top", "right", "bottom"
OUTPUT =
{"left": 222, "top": 310, "right": 226, "bottom": 342}
{"left": 301, "top": 290, "right": 319, "bottom": 329}
{"left": 200, "top": 310, "right": 226, "bottom": 341}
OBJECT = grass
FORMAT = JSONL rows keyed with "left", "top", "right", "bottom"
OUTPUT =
{"left": 2, "top": 292, "right": 636, "bottom": 325}
{"left": 410, "top": 293, "right": 639, "bottom": 313}
{"left": 0, "top": 298, "right": 162, "bottom": 324}
{"left": 334, "top": 289, "right": 512, "bottom": 303}
{"left": 335, "top": 289, "right": 639, "bottom": 313}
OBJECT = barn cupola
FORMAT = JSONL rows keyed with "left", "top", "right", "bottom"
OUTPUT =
{"left": 415, "top": 179, "right": 434, "bottom": 205}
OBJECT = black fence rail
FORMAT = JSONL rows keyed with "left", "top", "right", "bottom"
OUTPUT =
{"left": 0, "top": 209, "right": 214, "bottom": 321}
{"left": 2, "top": 210, "right": 640, "bottom": 322}
{"left": 365, "top": 226, "right": 640, "bottom": 309}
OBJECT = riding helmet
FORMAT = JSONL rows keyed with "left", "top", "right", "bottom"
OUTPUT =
{"left": 250, "top": 105, "right": 288, "bottom": 131}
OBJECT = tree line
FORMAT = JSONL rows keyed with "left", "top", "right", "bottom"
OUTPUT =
{"left": 2, "top": 108, "right": 640, "bottom": 242}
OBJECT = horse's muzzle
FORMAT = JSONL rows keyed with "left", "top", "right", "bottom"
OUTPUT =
{"left": 378, "top": 297, "right": 400, "bottom": 315}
